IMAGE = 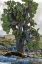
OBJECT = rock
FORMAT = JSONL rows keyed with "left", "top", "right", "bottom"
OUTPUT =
{"left": 4, "top": 51, "right": 28, "bottom": 58}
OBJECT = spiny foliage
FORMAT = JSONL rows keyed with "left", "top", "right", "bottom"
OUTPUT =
{"left": 1, "top": 0, "right": 38, "bottom": 35}
{"left": 1, "top": 0, "right": 40, "bottom": 51}
{"left": 1, "top": 0, "right": 39, "bottom": 40}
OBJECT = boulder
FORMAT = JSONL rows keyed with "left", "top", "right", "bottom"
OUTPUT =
{"left": 4, "top": 51, "right": 28, "bottom": 58}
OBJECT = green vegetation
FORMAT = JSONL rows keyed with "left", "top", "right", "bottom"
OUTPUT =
{"left": 0, "top": 37, "right": 41, "bottom": 52}
{"left": 0, "top": 37, "right": 42, "bottom": 58}
{"left": 39, "top": 40, "right": 42, "bottom": 48}
{"left": 0, "top": 38, "right": 15, "bottom": 47}
{"left": 0, "top": 50, "right": 7, "bottom": 55}
{"left": 0, "top": 0, "right": 41, "bottom": 53}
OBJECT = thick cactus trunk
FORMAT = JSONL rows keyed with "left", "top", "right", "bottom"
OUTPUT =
{"left": 15, "top": 36, "right": 24, "bottom": 53}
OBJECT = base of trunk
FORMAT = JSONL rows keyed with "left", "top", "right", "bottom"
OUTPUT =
{"left": 4, "top": 51, "right": 28, "bottom": 58}
{"left": 16, "top": 43, "right": 24, "bottom": 53}
{"left": 16, "top": 36, "right": 24, "bottom": 53}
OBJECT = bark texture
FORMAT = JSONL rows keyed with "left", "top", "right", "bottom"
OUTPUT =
{"left": 15, "top": 36, "right": 24, "bottom": 53}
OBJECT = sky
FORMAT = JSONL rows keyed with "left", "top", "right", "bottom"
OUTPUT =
{"left": 0, "top": 0, "right": 42, "bottom": 35}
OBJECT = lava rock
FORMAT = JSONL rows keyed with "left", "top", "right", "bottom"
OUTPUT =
{"left": 4, "top": 51, "right": 27, "bottom": 58}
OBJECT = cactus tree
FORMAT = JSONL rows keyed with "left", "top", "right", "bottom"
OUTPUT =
{"left": 1, "top": 0, "right": 38, "bottom": 53}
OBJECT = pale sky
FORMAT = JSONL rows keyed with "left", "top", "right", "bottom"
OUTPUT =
{"left": 0, "top": 0, "right": 42, "bottom": 35}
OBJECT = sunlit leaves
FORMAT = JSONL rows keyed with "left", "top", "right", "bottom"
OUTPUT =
{"left": 11, "top": 1, "right": 16, "bottom": 6}
{"left": 12, "top": 30, "right": 17, "bottom": 35}
{"left": 13, "top": 3, "right": 24, "bottom": 21}
{"left": 12, "top": 30, "right": 22, "bottom": 38}
{"left": 0, "top": 0, "right": 40, "bottom": 52}
{"left": 1, "top": 13, "right": 11, "bottom": 34}
{"left": 20, "top": 16, "right": 24, "bottom": 21}
{"left": 29, "top": 13, "right": 34, "bottom": 18}
{"left": 22, "top": 0, "right": 28, "bottom": 2}
{"left": 2, "top": 23, "right": 10, "bottom": 34}
{"left": 1, "top": 0, "right": 39, "bottom": 40}
{"left": 17, "top": 30, "right": 22, "bottom": 38}
{"left": 30, "top": 19, "right": 37, "bottom": 26}
{"left": 30, "top": 2, "right": 38, "bottom": 18}
{"left": 1, "top": 13, "right": 8, "bottom": 22}
{"left": 29, "top": 27, "right": 40, "bottom": 42}
{"left": 28, "top": 40, "right": 40, "bottom": 50}
{"left": 5, "top": 1, "right": 11, "bottom": 5}
{"left": 22, "top": 0, "right": 33, "bottom": 2}
{"left": 3, "top": 9, "right": 8, "bottom": 13}
{"left": 13, "top": 9, "right": 17, "bottom": 17}
{"left": 2, "top": 21, "right": 11, "bottom": 34}
{"left": 33, "top": 41, "right": 40, "bottom": 51}
{"left": 28, "top": 41, "right": 33, "bottom": 50}
{"left": 16, "top": 16, "right": 20, "bottom": 20}
{"left": 5, "top": 1, "right": 16, "bottom": 7}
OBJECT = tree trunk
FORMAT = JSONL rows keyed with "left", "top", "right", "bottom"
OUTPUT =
{"left": 15, "top": 36, "right": 24, "bottom": 53}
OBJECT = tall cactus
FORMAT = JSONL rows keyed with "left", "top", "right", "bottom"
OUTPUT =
{"left": 1, "top": 0, "right": 38, "bottom": 53}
